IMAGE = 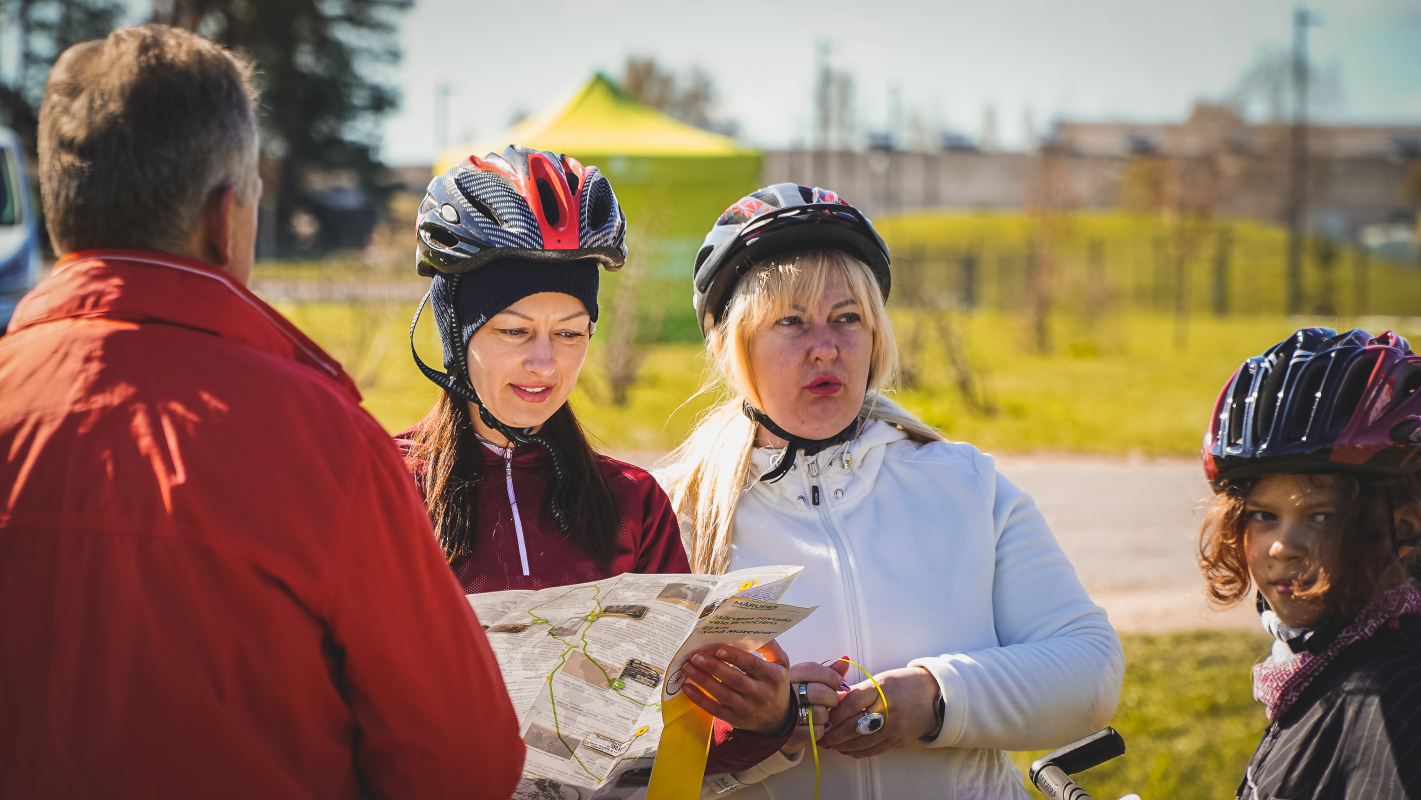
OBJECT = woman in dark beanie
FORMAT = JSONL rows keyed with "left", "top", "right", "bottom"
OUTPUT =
{"left": 399, "top": 146, "right": 842, "bottom": 776}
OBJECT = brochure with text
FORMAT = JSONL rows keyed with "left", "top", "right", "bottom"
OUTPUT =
{"left": 466, "top": 565, "right": 815, "bottom": 800}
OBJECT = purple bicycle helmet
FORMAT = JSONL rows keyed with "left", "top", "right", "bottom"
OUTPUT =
{"left": 1203, "top": 327, "right": 1421, "bottom": 487}
{"left": 691, "top": 184, "right": 890, "bottom": 336}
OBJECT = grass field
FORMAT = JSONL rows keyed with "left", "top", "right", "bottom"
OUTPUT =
{"left": 1009, "top": 630, "right": 1271, "bottom": 800}
{"left": 262, "top": 208, "right": 1420, "bottom": 456}
{"left": 271, "top": 299, "right": 1421, "bottom": 457}
{"left": 875, "top": 210, "right": 1421, "bottom": 320}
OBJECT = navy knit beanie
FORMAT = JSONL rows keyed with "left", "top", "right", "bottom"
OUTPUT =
{"left": 430, "top": 258, "right": 601, "bottom": 372}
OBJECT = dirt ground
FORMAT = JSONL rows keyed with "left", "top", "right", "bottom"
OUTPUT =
{"left": 609, "top": 449, "right": 1260, "bottom": 635}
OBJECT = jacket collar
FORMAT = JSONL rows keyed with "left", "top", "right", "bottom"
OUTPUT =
{"left": 475, "top": 432, "right": 552, "bottom": 468}
{"left": 9, "top": 249, "right": 359, "bottom": 401}
{"left": 748, "top": 419, "right": 908, "bottom": 503}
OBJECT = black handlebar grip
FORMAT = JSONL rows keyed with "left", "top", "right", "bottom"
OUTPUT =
{"left": 1031, "top": 765, "right": 1093, "bottom": 800}
{"left": 1030, "top": 727, "right": 1126, "bottom": 781}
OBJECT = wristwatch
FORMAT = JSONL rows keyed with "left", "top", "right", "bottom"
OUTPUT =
{"left": 928, "top": 688, "right": 946, "bottom": 739}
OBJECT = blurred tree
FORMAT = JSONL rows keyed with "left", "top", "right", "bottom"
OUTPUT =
{"left": 152, "top": 0, "right": 412, "bottom": 255}
{"left": 1228, "top": 49, "right": 1342, "bottom": 123}
{"left": 0, "top": 0, "right": 128, "bottom": 157}
{"left": 1117, "top": 146, "right": 1239, "bottom": 347}
{"left": 1022, "top": 142, "right": 1081, "bottom": 354}
{"left": 620, "top": 56, "right": 738, "bottom": 137}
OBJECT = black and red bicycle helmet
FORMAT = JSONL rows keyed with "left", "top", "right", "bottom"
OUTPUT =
{"left": 409, "top": 145, "right": 629, "bottom": 531}
{"left": 691, "top": 184, "right": 890, "bottom": 336}
{"left": 1203, "top": 327, "right": 1421, "bottom": 487}
{"left": 415, "top": 144, "right": 627, "bottom": 277}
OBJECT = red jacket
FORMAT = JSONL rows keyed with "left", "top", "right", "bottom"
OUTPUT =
{"left": 398, "top": 421, "right": 791, "bottom": 775}
{"left": 397, "top": 427, "right": 691, "bottom": 592}
{"left": 0, "top": 251, "right": 523, "bottom": 800}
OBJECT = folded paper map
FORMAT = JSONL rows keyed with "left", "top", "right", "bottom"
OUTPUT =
{"left": 466, "top": 565, "right": 815, "bottom": 800}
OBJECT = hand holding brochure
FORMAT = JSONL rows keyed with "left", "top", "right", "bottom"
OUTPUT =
{"left": 467, "top": 565, "right": 815, "bottom": 800}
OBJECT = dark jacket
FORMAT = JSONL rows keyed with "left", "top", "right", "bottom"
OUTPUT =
{"left": 398, "top": 422, "right": 792, "bottom": 774}
{"left": 1240, "top": 613, "right": 1421, "bottom": 799}
{"left": 0, "top": 250, "right": 524, "bottom": 799}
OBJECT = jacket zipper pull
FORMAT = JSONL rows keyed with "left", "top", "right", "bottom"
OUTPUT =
{"left": 811, "top": 485, "right": 820, "bottom": 506}
{"left": 503, "top": 446, "right": 531, "bottom": 577}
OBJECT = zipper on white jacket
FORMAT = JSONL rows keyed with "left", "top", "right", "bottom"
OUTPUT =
{"left": 501, "top": 445, "right": 531, "bottom": 576}
{"left": 805, "top": 451, "right": 876, "bottom": 799}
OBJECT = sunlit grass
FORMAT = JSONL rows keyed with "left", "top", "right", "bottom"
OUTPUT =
{"left": 1011, "top": 630, "right": 1270, "bottom": 800}
{"left": 272, "top": 298, "right": 1419, "bottom": 457}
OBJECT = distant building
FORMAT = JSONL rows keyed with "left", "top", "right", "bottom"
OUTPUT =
{"left": 1055, "top": 104, "right": 1420, "bottom": 161}
{"left": 764, "top": 103, "right": 1421, "bottom": 247}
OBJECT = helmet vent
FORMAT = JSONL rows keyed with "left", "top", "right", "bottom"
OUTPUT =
{"left": 1328, "top": 351, "right": 1381, "bottom": 430}
{"left": 424, "top": 225, "right": 459, "bottom": 250}
{"left": 536, "top": 178, "right": 561, "bottom": 227}
{"left": 694, "top": 245, "right": 715, "bottom": 276}
{"left": 751, "top": 189, "right": 783, "bottom": 208}
{"left": 1288, "top": 357, "right": 1329, "bottom": 438}
{"left": 589, "top": 184, "right": 612, "bottom": 230}
{"left": 1397, "top": 366, "right": 1421, "bottom": 409}
{"left": 797, "top": 186, "right": 815, "bottom": 204}
{"left": 566, "top": 170, "right": 580, "bottom": 196}
{"left": 1227, "top": 368, "right": 1251, "bottom": 447}
{"left": 454, "top": 181, "right": 504, "bottom": 227}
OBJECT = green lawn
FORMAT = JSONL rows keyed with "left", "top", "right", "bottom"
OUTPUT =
{"left": 262, "top": 208, "right": 1419, "bottom": 456}
{"left": 271, "top": 299, "right": 1420, "bottom": 457}
{"left": 1010, "top": 630, "right": 1271, "bottom": 800}
{"left": 875, "top": 210, "right": 1421, "bottom": 319}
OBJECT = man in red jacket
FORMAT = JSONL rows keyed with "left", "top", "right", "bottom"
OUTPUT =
{"left": 0, "top": 25, "right": 523, "bottom": 799}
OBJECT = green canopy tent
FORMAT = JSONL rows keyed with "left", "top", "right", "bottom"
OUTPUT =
{"left": 437, "top": 73, "right": 761, "bottom": 301}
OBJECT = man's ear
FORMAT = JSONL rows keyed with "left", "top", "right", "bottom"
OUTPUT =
{"left": 198, "top": 184, "right": 238, "bottom": 267}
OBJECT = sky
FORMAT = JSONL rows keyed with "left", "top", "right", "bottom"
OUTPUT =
{"left": 375, "top": 0, "right": 1421, "bottom": 166}
{"left": 376, "top": 0, "right": 1421, "bottom": 165}
{"left": 29, "top": 0, "right": 1416, "bottom": 166}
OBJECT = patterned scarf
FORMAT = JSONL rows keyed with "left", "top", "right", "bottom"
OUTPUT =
{"left": 1252, "top": 580, "right": 1421, "bottom": 720}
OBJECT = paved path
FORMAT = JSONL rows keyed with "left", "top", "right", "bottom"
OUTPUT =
{"left": 611, "top": 449, "right": 1260, "bottom": 634}
{"left": 995, "top": 453, "right": 1258, "bottom": 633}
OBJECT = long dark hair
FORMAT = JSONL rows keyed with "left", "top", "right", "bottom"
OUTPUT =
{"left": 406, "top": 390, "right": 622, "bottom": 572}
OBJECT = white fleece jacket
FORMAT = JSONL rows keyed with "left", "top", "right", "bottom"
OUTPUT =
{"left": 699, "top": 420, "right": 1124, "bottom": 800}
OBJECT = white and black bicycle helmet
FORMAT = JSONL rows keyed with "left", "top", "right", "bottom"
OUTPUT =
{"left": 691, "top": 184, "right": 891, "bottom": 336}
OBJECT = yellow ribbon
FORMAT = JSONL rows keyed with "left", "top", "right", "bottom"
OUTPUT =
{"left": 646, "top": 693, "right": 714, "bottom": 800}
{"left": 644, "top": 656, "right": 887, "bottom": 800}
{"left": 804, "top": 658, "right": 890, "bottom": 800}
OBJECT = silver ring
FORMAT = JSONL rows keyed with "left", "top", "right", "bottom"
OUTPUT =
{"left": 797, "top": 682, "right": 810, "bottom": 708}
{"left": 856, "top": 712, "right": 885, "bottom": 736}
{"left": 797, "top": 705, "right": 811, "bottom": 726}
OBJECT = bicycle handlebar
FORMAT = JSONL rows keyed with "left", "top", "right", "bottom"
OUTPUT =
{"left": 1028, "top": 727, "right": 1126, "bottom": 800}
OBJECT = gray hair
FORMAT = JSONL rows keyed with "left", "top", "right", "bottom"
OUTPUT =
{"left": 38, "top": 24, "right": 259, "bottom": 255}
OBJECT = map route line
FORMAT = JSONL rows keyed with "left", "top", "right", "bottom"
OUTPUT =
{"left": 524, "top": 584, "right": 663, "bottom": 781}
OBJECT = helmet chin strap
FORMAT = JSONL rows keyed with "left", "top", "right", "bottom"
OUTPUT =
{"left": 742, "top": 402, "right": 860, "bottom": 483}
{"left": 410, "top": 285, "right": 572, "bottom": 532}
{"left": 1256, "top": 588, "right": 1348, "bottom": 655}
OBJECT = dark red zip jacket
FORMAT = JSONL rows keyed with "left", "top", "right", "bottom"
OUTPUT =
{"left": 0, "top": 250, "right": 523, "bottom": 799}
{"left": 397, "top": 421, "right": 792, "bottom": 774}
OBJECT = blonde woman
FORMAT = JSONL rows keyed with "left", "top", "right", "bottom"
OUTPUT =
{"left": 661, "top": 185, "right": 1125, "bottom": 800}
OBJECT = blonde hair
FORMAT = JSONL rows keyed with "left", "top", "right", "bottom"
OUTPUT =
{"left": 660, "top": 248, "right": 944, "bottom": 575}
